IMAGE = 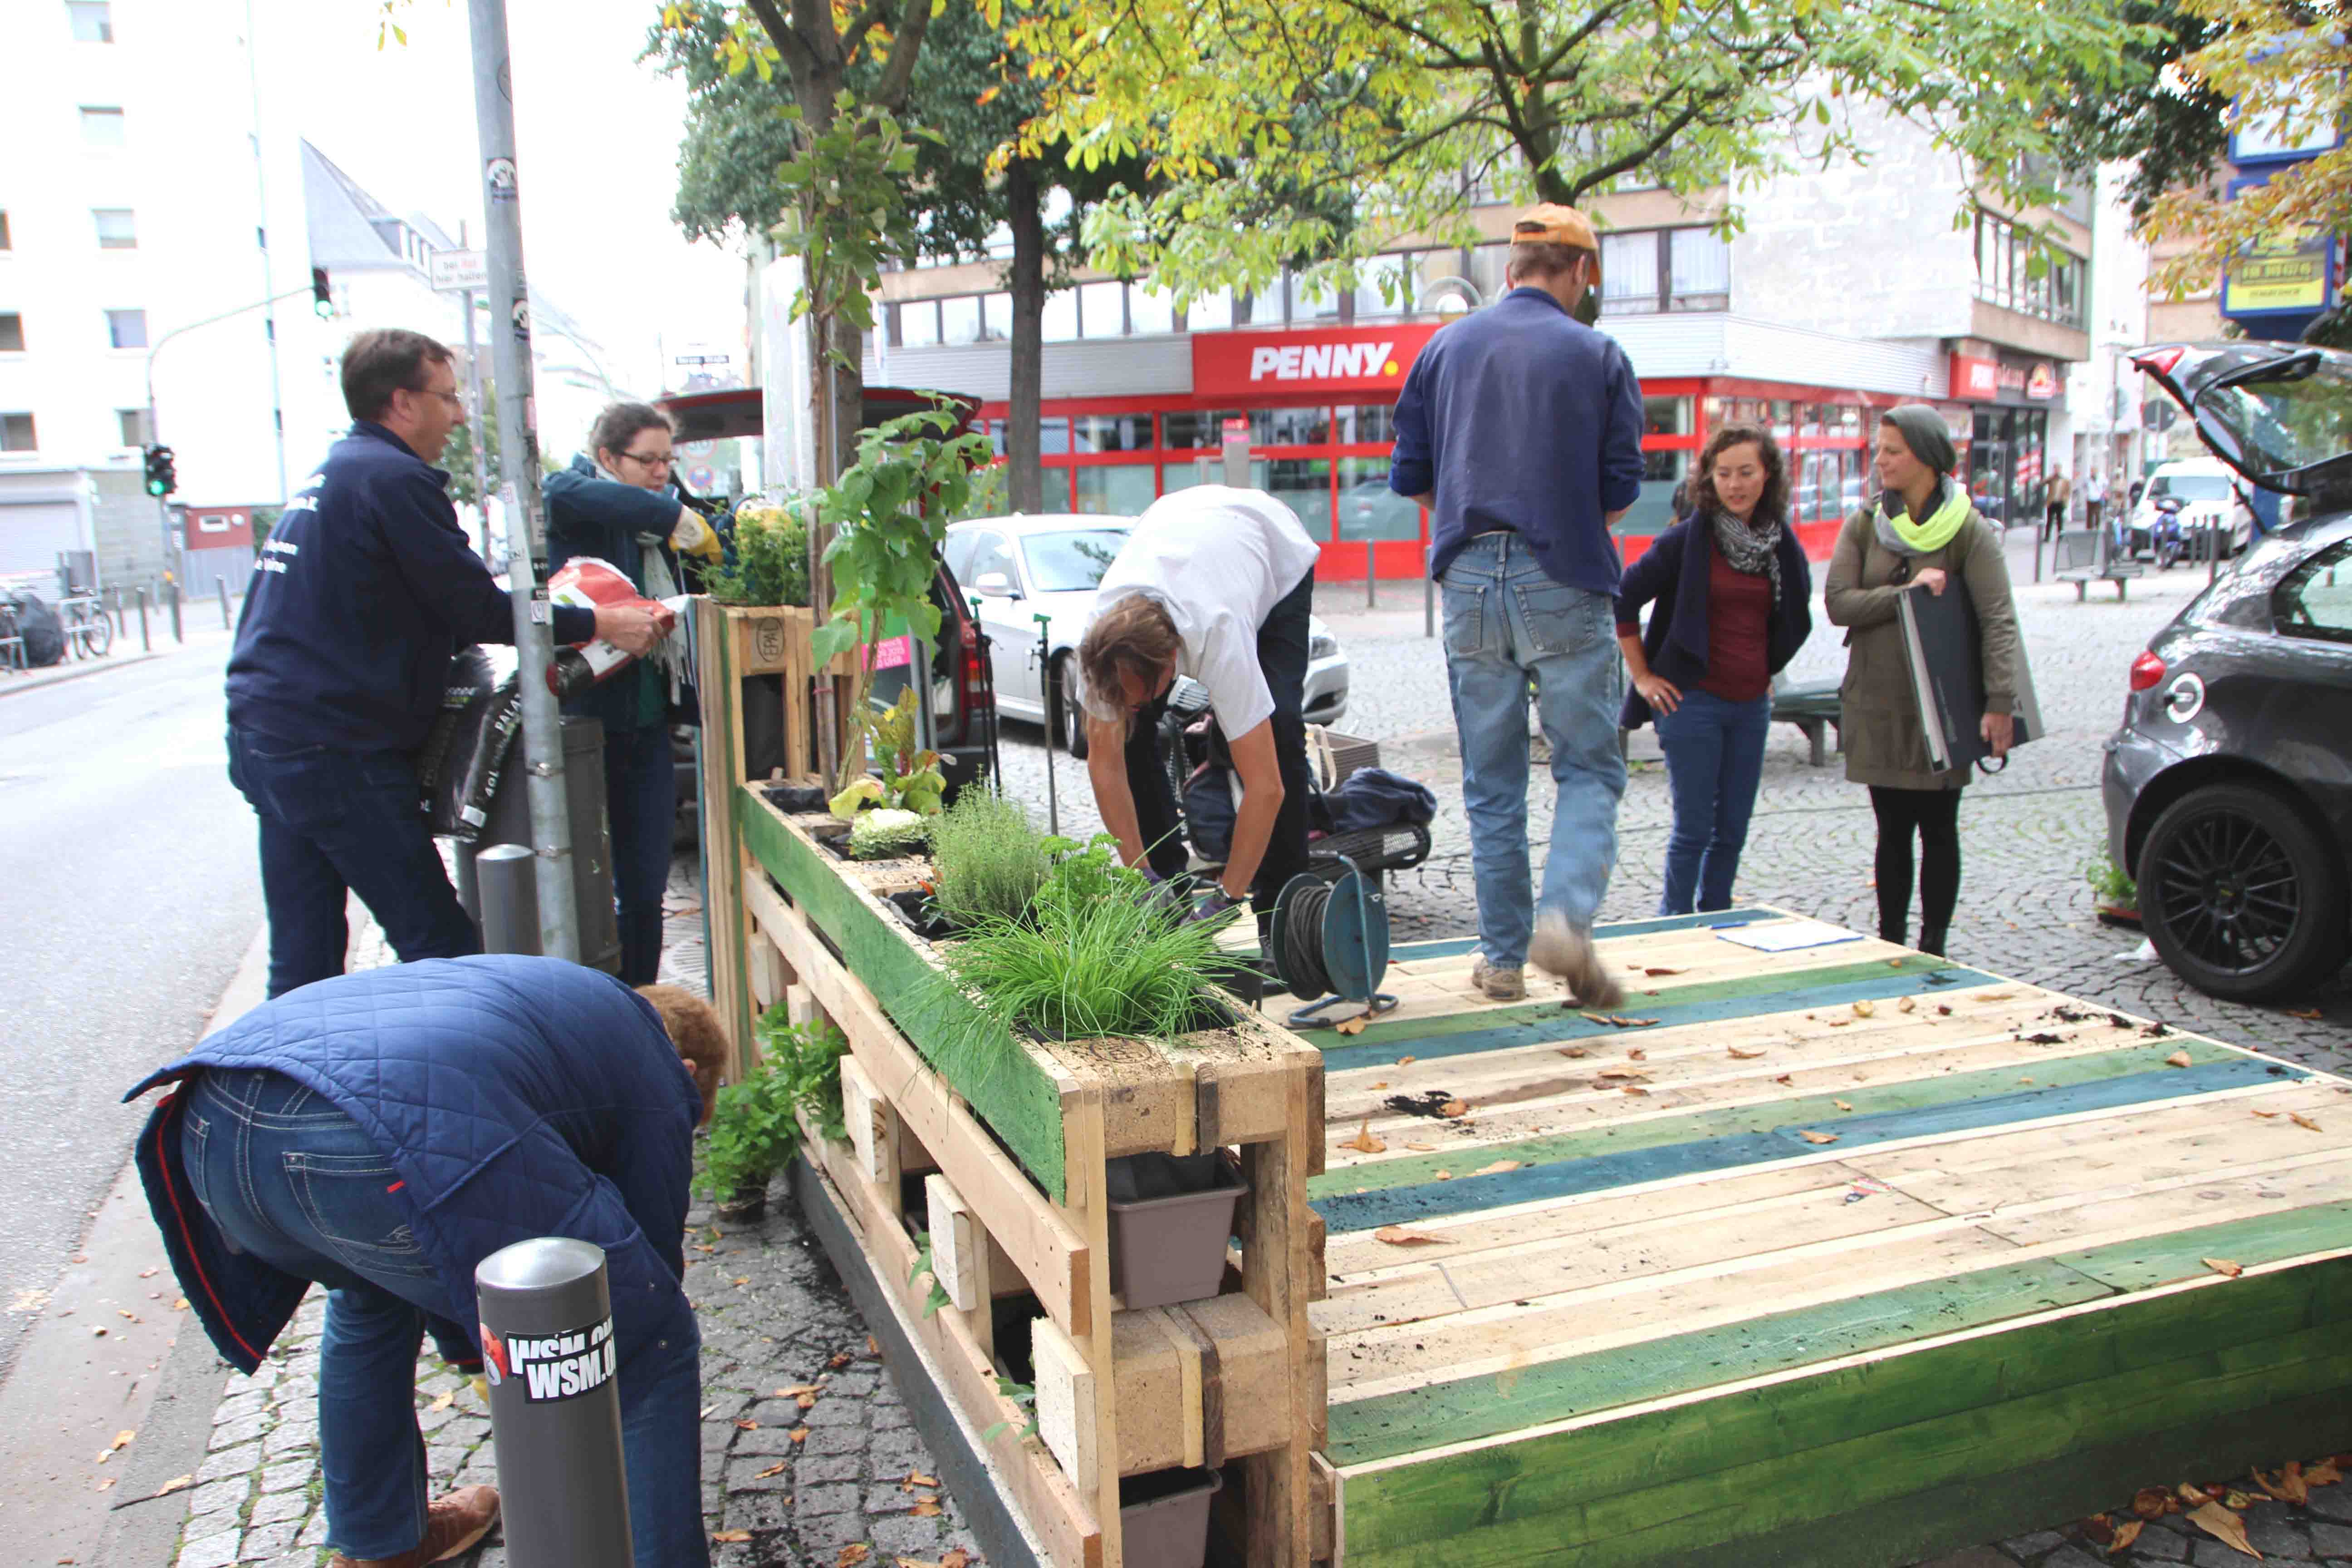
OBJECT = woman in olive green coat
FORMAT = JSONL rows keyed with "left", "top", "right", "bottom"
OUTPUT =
{"left": 1824, "top": 406, "right": 2020, "bottom": 956}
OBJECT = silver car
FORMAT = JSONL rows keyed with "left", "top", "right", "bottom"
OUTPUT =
{"left": 944, "top": 513, "right": 1350, "bottom": 758}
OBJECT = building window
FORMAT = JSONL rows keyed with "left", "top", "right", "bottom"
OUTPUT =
{"left": 79, "top": 106, "right": 127, "bottom": 147}
{"left": 107, "top": 308, "right": 147, "bottom": 348}
{"left": 940, "top": 294, "right": 983, "bottom": 346}
{"left": 1185, "top": 287, "right": 1235, "bottom": 332}
{"left": 67, "top": 1, "right": 113, "bottom": 40}
{"left": 1078, "top": 279, "right": 1125, "bottom": 338}
{"left": 0, "top": 314, "right": 22, "bottom": 352}
{"left": 1668, "top": 229, "right": 1730, "bottom": 310}
{"left": 1040, "top": 289, "right": 1078, "bottom": 343}
{"left": 93, "top": 208, "right": 136, "bottom": 249}
{"left": 118, "top": 407, "right": 148, "bottom": 446}
{"left": 1073, "top": 414, "right": 1152, "bottom": 452}
{"left": 1128, "top": 281, "right": 1178, "bottom": 337}
{"left": 1162, "top": 409, "right": 1245, "bottom": 450}
{"left": 898, "top": 299, "right": 940, "bottom": 348}
{"left": 1602, "top": 228, "right": 1731, "bottom": 314}
{"left": 1973, "top": 211, "right": 2086, "bottom": 329}
{"left": 1600, "top": 233, "right": 1660, "bottom": 311}
{"left": 1, "top": 413, "right": 35, "bottom": 452}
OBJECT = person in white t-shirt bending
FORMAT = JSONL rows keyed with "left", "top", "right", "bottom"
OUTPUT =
{"left": 1077, "top": 486, "right": 1321, "bottom": 925}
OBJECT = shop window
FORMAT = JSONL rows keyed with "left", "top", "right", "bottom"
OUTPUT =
{"left": 1618, "top": 449, "right": 1685, "bottom": 535}
{"left": 1336, "top": 456, "right": 1420, "bottom": 541}
{"left": 1163, "top": 409, "right": 1245, "bottom": 449}
{"left": 1074, "top": 464, "right": 1158, "bottom": 516}
{"left": 1264, "top": 458, "right": 1333, "bottom": 537}
{"left": 1643, "top": 397, "right": 1689, "bottom": 436}
{"left": 1073, "top": 414, "right": 1153, "bottom": 452}
{"left": 940, "top": 296, "right": 982, "bottom": 345}
{"left": 899, "top": 299, "right": 941, "bottom": 348}
{"left": 1128, "top": 281, "right": 1178, "bottom": 336}
{"left": 982, "top": 419, "right": 1007, "bottom": 456}
{"left": 1253, "top": 407, "right": 1328, "bottom": 446}
{"left": 1161, "top": 457, "right": 1221, "bottom": 494}
{"left": 1037, "top": 417, "right": 1071, "bottom": 456}
{"left": 1078, "top": 279, "right": 1125, "bottom": 337}
{"left": 981, "top": 293, "right": 1012, "bottom": 342}
{"left": 1040, "top": 289, "right": 1078, "bottom": 343}
{"left": 1335, "top": 404, "right": 1396, "bottom": 444}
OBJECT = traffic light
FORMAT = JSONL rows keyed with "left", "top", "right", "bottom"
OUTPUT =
{"left": 311, "top": 266, "right": 333, "bottom": 319}
{"left": 143, "top": 444, "right": 177, "bottom": 497}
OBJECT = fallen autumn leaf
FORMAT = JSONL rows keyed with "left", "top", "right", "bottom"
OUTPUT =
{"left": 711, "top": 1529, "right": 752, "bottom": 1543}
{"left": 1341, "top": 1117, "right": 1386, "bottom": 1155}
{"left": 1472, "top": 1160, "right": 1522, "bottom": 1176}
{"left": 2202, "top": 1258, "right": 2244, "bottom": 1279}
{"left": 1798, "top": 1130, "right": 1839, "bottom": 1145}
{"left": 1729, "top": 1047, "right": 1764, "bottom": 1059}
{"left": 2165, "top": 1050, "right": 2194, "bottom": 1068}
{"left": 1372, "top": 1225, "right": 1447, "bottom": 1246}
{"left": 2184, "top": 1500, "right": 2258, "bottom": 1558}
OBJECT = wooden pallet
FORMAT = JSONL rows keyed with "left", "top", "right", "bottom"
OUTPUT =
{"left": 734, "top": 789, "right": 1333, "bottom": 1568}
{"left": 1310, "top": 906, "right": 2352, "bottom": 1568}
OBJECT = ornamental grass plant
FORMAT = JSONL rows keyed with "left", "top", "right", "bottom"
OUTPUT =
{"left": 926, "top": 790, "right": 1051, "bottom": 928}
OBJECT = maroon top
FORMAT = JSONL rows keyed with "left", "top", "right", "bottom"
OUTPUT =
{"left": 1700, "top": 550, "right": 1772, "bottom": 702}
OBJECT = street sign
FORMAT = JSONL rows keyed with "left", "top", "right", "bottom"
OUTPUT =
{"left": 431, "top": 249, "right": 490, "bottom": 293}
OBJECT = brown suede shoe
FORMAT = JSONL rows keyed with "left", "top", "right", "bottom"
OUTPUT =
{"left": 327, "top": 1485, "right": 499, "bottom": 1568}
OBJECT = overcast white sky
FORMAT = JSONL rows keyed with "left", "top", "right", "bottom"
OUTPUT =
{"left": 265, "top": 0, "right": 748, "bottom": 399}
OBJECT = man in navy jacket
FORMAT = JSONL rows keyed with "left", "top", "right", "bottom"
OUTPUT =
{"left": 225, "top": 329, "right": 664, "bottom": 997}
{"left": 1389, "top": 204, "right": 1645, "bottom": 1009}
{"left": 127, "top": 957, "right": 726, "bottom": 1568}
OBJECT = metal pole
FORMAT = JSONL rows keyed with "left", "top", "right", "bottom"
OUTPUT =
{"left": 1365, "top": 539, "right": 1376, "bottom": 608}
{"left": 477, "top": 843, "right": 542, "bottom": 956}
{"left": 461, "top": 221, "right": 492, "bottom": 563}
{"left": 1421, "top": 504, "right": 1434, "bottom": 638}
{"left": 167, "top": 578, "right": 182, "bottom": 643}
{"left": 136, "top": 588, "right": 150, "bottom": 652}
{"left": 1035, "top": 613, "right": 1058, "bottom": 837}
{"left": 475, "top": 1239, "right": 633, "bottom": 1568}
{"left": 469, "top": 0, "right": 579, "bottom": 962}
{"left": 108, "top": 586, "right": 121, "bottom": 638}
{"left": 217, "top": 576, "right": 231, "bottom": 630}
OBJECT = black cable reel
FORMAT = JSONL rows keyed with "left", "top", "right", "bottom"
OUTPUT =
{"left": 1268, "top": 855, "right": 1398, "bottom": 1030}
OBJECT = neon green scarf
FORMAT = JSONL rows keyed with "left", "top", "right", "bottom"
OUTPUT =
{"left": 1875, "top": 480, "right": 1972, "bottom": 557}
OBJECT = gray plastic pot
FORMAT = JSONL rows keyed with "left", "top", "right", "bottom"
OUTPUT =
{"left": 1119, "top": 1467, "right": 1224, "bottom": 1568}
{"left": 1106, "top": 1151, "right": 1249, "bottom": 1310}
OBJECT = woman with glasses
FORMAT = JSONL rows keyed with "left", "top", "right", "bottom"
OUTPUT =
{"left": 545, "top": 402, "right": 722, "bottom": 984}
{"left": 1824, "top": 406, "right": 2019, "bottom": 957}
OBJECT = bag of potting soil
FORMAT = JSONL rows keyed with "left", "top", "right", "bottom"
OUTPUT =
{"left": 416, "top": 645, "right": 522, "bottom": 842}
{"left": 11, "top": 592, "right": 64, "bottom": 667}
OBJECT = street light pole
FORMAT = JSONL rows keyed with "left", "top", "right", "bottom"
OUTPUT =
{"left": 460, "top": 222, "right": 493, "bottom": 564}
{"left": 468, "top": 0, "right": 580, "bottom": 963}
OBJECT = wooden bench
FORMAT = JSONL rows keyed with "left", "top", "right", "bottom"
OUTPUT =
{"left": 2052, "top": 527, "right": 2143, "bottom": 602}
{"left": 1770, "top": 680, "right": 1843, "bottom": 766}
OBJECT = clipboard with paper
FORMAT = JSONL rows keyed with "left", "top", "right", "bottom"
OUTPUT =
{"left": 1895, "top": 577, "right": 2043, "bottom": 774}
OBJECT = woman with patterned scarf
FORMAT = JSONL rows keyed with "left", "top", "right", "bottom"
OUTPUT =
{"left": 1825, "top": 405, "right": 2020, "bottom": 956}
{"left": 1615, "top": 422, "right": 1814, "bottom": 914}
{"left": 544, "top": 402, "right": 724, "bottom": 984}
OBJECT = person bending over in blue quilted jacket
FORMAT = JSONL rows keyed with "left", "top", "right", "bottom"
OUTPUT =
{"left": 124, "top": 956, "right": 729, "bottom": 1568}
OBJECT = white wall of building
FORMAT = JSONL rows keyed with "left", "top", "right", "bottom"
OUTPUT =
{"left": 2066, "top": 162, "right": 2154, "bottom": 489}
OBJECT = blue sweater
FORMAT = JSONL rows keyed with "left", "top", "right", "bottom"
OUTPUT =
{"left": 544, "top": 455, "right": 684, "bottom": 736}
{"left": 126, "top": 956, "right": 701, "bottom": 1375}
{"left": 225, "top": 423, "right": 595, "bottom": 751}
{"left": 1612, "top": 514, "right": 1813, "bottom": 730}
{"left": 1388, "top": 288, "right": 1646, "bottom": 595}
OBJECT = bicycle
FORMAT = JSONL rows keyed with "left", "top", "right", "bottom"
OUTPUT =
{"left": 59, "top": 594, "right": 113, "bottom": 658}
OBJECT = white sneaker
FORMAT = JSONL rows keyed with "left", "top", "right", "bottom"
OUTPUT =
{"left": 1529, "top": 912, "right": 1623, "bottom": 1009}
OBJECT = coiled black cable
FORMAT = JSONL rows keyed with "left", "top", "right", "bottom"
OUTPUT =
{"left": 1279, "top": 879, "right": 1336, "bottom": 999}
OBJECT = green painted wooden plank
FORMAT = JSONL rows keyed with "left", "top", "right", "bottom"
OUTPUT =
{"left": 1315, "top": 961, "right": 1984, "bottom": 1073}
{"left": 738, "top": 790, "right": 1068, "bottom": 1201}
{"left": 1332, "top": 1147, "right": 2352, "bottom": 1467}
{"left": 1343, "top": 1279, "right": 2352, "bottom": 1566}
{"left": 1309, "top": 1039, "right": 2254, "bottom": 1211}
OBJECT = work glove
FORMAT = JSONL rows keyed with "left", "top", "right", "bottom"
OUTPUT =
{"left": 1186, "top": 888, "right": 1243, "bottom": 926}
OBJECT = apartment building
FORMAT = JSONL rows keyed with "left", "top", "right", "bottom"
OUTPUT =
{"left": 859, "top": 111, "right": 2094, "bottom": 573}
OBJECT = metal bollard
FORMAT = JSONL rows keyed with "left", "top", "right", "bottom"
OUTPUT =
{"left": 477, "top": 843, "right": 542, "bottom": 955}
{"left": 167, "top": 580, "right": 182, "bottom": 643}
{"left": 217, "top": 577, "right": 232, "bottom": 630}
{"left": 475, "top": 1239, "right": 633, "bottom": 1568}
{"left": 108, "top": 586, "right": 122, "bottom": 638}
{"left": 1366, "top": 539, "right": 1376, "bottom": 608}
{"left": 136, "top": 588, "right": 151, "bottom": 652}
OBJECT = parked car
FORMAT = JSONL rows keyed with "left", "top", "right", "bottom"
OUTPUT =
{"left": 657, "top": 385, "right": 998, "bottom": 841}
{"left": 2102, "top": 340, "right": 2352, "bottom": 1000}
{"left": 2122, "top": 457, "right": 2255, "bottom": 564}
{"left": 944, "top": 513, "right": 1351, "bottom": 758}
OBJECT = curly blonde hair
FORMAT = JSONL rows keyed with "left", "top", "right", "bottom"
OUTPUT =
{"left": 1076, "top": 594, "right": 1181, "bottom": 737}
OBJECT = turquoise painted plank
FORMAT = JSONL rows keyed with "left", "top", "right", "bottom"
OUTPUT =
{"left": 1314, "top": 964, "right": 1993, "bottom": 1074}
{"left": 1386, "top": 906, "right": 1785, "bottom": 962}
{"left": 1313, "top": 1055, "right": 2296, "bottom": 1233}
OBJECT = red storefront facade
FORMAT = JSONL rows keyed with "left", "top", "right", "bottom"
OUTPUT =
{"left": 974, "top": 321, "right": 1968, "bottom": 579}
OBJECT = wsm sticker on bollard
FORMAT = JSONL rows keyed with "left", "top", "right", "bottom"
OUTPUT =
{"left": 480, "top": 1315, "right": 617, "bottom": 1401}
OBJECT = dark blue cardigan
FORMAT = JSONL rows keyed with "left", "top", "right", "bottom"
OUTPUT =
{"left": 1612, "top": 513, "right": 1813, "bottom": 730}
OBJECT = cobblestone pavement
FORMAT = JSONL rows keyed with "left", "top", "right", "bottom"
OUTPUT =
{"left": 171, "top": 534, "right": 2347, "bottom": 1568}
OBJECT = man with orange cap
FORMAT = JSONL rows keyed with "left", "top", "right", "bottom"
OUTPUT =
{"left": 1389, "top": 202, "right": 1646, "bottom": 1009}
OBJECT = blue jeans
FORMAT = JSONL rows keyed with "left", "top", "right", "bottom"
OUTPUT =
{"left": 227, "top": 727, "right": 480, "bottom": 998}
{"left": 1439, "top": 534, "right": 1628, "bottom": 969}
{"left": 180, "top": 1068, "right": 708, "bottom": 1568}
{"left": 603, "top": 725, "right": 676, "bottom": 986}
{"left": 1653, "top": 689, "right": 1771, "bottom": 914}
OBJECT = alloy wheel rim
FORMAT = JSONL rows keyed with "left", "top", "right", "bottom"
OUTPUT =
{"left": 2153, "top": 809, "right": 2302, "bottom": 976}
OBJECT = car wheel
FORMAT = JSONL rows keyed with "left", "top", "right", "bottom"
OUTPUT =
{"left": 1052, "top": 654, "right": 1089, "bottom": 760}
{"left": 2137, "top": 782, "right": 2348, "bottom": 1002}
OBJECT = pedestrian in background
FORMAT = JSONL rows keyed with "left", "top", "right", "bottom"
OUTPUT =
{"left": 545, "top": 402, "right": 723, "bottom": 985}
{"left": 224, "top": 330, "right": 664, "bottom": 998}
{"left": 1825, "top": 407, "right": 2020, "bottom": 956}
{"left": 2083, "top": 468, "right": 2107, "bottom": 539}
{"left": 1614, "top": 423, "right": 1813, "bottom": 914}
{"left": 2044, "top": 467, "right": 2071, "bottom": 541}
{"left": 1389, "top": 201, "right": 1645, "bottom": 1005}
{"left": 125, "top": 958, "right": 727, "bottom": 1568}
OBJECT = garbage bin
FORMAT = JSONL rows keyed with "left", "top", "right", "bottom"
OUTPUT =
{"left": 455, "top": 716, "right": 623, "bottom": 975}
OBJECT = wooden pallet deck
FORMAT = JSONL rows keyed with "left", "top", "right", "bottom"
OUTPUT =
{"left": 1312, "top": 906, "right": 2352, "bottom": 1568}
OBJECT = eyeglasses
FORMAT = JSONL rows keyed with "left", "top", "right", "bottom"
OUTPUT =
{"left": 424, "top": 390, "right": 466, "bottom": 412}
{"left": 620, "top": 450, "right": 671, "bottom": 469}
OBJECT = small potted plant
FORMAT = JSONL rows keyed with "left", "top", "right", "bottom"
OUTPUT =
{"left": 2086, "top": 850, "right": 2140, "bottom": 928}
{"left": 700, "top": 1009, "right": 849, "bottom": 1221}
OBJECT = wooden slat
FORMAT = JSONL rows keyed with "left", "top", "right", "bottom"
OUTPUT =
{"left": 1060, "top": 1067, "right": 1126, "bottom": 1568}
{"left": 750, "top": 874, "right": 1096, "bottom": 1338}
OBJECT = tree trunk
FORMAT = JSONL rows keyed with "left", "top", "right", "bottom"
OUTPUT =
{"left": 1006, "top": 157, "right": 1046, "bottom": 515}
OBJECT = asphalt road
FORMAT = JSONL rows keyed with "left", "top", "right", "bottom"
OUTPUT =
{"left": 0, "top": 623, "right": 261, "bottom": 1379}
